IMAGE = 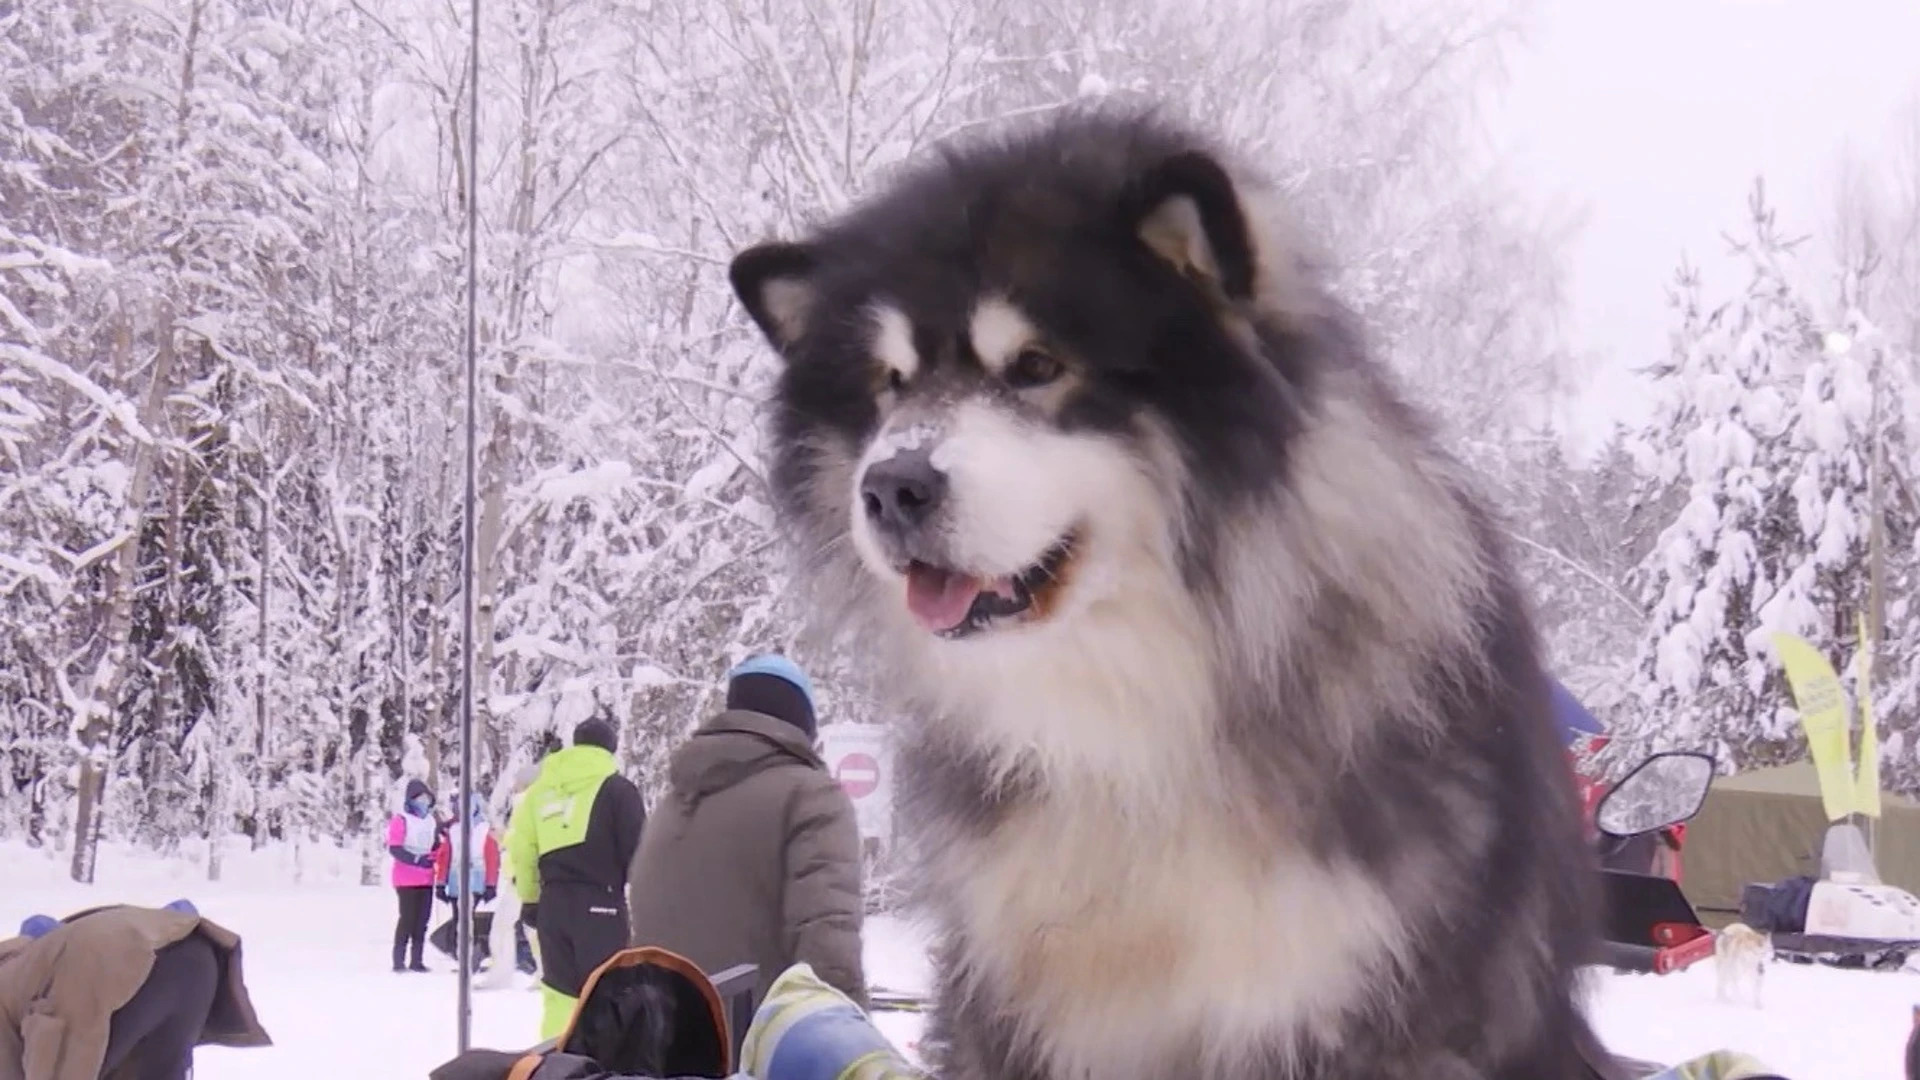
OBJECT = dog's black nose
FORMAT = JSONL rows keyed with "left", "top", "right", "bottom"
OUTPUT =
{"left": 861, "top": 448, "right": 947, "bottom": 534}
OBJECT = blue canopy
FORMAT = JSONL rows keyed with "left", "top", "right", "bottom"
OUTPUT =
{"left": 1549, "top": 679, "right": 1606, "bottom": 747}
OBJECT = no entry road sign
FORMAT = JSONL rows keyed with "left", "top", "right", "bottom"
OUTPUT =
{"left": 835, "top": 751, "right": 881, "bottom": 798}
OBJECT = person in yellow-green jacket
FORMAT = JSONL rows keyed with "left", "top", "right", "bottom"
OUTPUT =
{"left": 506, "top": 717, "right": 647, "bottom": 1039}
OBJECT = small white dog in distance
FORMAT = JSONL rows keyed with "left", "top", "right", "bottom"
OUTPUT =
{"left": 1714, "top": 922, "right": 1773, "bottom": 1008}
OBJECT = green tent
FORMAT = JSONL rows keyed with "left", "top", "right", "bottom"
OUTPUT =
{"left": 1682, "top": 760, "right": 1920, "bottom": 922}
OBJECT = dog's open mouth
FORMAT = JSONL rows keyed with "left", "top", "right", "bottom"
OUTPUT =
{"left": 902, "top": 532, "right": 1080, "bottom": 638}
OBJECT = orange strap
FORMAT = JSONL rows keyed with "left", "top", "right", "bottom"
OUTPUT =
{"left": 505, "top": 1052, "right": 543, "bottom": 1080}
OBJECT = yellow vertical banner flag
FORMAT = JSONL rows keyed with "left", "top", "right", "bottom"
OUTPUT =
{"left": 1855, "top": 612, "right": 1881, "bottom": 819}
{"left": 1772, "top": 632, "right": 1855, "bottom": 823}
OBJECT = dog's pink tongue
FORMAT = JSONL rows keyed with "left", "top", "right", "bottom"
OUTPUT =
{"left": 905, "top": 564, "right": 983, "bottom": 632}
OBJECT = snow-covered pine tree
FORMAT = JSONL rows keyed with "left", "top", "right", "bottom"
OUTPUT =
{"left": 1623, "top": 182, "right": 1907, "bottom": 773}
{"left": 1625, "top": 188, "right": 1812, "bottom": 765}
{"left": 0, "top": 0, "right": 1615, "bottom": 871}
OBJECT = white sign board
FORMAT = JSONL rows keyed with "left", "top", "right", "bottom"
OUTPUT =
{"left": 819, "top": 722, "right": 893, "bottom": 843}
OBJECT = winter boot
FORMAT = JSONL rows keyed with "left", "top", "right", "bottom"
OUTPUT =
{"left": 393, "top": 943, "right": 407, "bottom": 974}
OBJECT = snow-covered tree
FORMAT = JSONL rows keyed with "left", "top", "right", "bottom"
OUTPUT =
{"left": 1503, "top": 432, "right": 1667, "bottom": 712}
{"left": 1621, "top": 183, "right": 1916, "bottom": 776}
{"left": 0, "top": 0, "right": 1597, "bottom": 878}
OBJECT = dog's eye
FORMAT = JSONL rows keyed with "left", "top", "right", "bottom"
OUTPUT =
{"left": 884, "top": 368, "right": 906, "bottom": 393}
{"left": 1005, "top": 348, "right": 1063, "bottom": 389}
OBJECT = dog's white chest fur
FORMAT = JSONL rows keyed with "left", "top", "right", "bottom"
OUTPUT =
{"left": 947, "top": 793, "right": 1408, "bottom": 1078}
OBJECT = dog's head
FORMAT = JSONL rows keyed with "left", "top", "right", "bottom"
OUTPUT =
{"left": 731, "top": 109, "right": 1336, "bottom": 662}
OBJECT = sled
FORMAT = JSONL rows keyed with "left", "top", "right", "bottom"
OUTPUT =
{"left": 1763, "top": 930, "right": 1920, "bottom": 971}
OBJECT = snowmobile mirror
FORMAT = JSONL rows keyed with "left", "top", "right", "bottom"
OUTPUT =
{"left": 1594, "top": 750, "right": 1716, "bottom": 838}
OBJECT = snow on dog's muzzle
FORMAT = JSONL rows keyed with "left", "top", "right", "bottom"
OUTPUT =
{"left": 854, "top": 416, "right": 1086, "bottom": 639}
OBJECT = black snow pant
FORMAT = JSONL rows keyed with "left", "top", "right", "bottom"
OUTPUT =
{"left": 535, "top": 882, "right": 629, "bottom": 999}
{"left": 394, "top": 885, "right": 433, "bottom": 969}
{"left": 430, "top": 906, "right": 495, "bottom": 969}
{"left": 100, "top": 933, "right": 221, "bottom": 1080}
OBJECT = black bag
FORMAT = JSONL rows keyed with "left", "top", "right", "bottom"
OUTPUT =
{"left": 430, "top": 909, "right": 497, "bottom": 963}
{"left": 1741, "top": 875, "right": 1815, "bottom": 934}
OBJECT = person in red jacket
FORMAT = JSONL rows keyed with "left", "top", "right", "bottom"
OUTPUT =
{"left": 431, "top": 792, "right": 502, "bottom": 972}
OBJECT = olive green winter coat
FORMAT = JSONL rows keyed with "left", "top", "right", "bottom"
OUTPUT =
{"left": 627, "top": 710, "right": 868, "bottom": 1008}
{"left": 0, "top": 905, "right": 271, "bottom": 1080}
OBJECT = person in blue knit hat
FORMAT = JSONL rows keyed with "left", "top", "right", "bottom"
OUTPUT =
{"left": 626, "top": 652, "right": 868, "bottom": 1009}
{"left": 723, "top": 653, "right": 819, "bottom": 739}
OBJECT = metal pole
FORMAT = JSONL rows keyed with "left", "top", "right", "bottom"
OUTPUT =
{"left": 1866, "top": 343, "right": 1886, "bottom": 860}
{"left": 457, "top": 0, "right": 482, "bottom": 1051}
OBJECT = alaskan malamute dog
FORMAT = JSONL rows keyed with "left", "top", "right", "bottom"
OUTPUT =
{"left": 730, "top": 107, "right": 1604, "bottom": 1080}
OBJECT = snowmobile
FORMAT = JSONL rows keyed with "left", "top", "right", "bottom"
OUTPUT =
{"left": 1589, "top": 749, "right": 1719, "bottom": 976}
{"left": 1738, "top": 819, "right": 1920, "bottom": 971}
{"left": 1594, "top": 746, "right": 1920, "bottom": 974}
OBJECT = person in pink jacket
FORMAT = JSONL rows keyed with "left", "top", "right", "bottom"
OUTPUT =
{"left": 387, "top": 778, "right": 443, "bottom": 972}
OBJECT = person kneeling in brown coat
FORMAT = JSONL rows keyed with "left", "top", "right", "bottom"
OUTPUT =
{"left": 0, "top": 900, "right": 271, "bottom": 1080}
{"left": 627, "top": 654, "right": 868, "bottom": 1008}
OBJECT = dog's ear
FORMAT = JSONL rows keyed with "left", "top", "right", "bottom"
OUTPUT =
{"left": 1128, "top": 151, "right": 1257, "bottom": 302}
{"left": 729, "top": 241, "right": 819, "bottom": 354}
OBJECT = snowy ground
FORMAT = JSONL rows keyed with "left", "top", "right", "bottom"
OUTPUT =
{"left": 5, "top": 841, "right": 1914, "bottom": 1078}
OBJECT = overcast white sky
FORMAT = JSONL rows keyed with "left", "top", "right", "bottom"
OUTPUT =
{"left": 1476, "top": 0, "right": 1920, "bottom": 452}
